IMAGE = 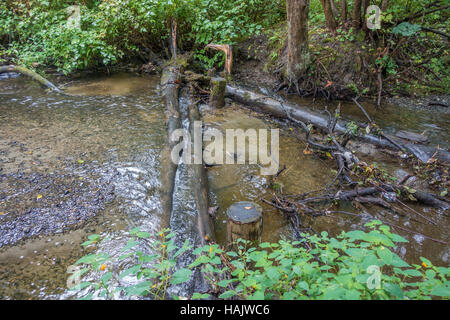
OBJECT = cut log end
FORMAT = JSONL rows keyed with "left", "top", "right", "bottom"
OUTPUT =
{"left": 227, "top": 202, "right": 263, "bottom": 245}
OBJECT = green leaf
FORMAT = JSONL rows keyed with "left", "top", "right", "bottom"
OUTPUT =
{"left": 384, "top": 283, "right": 404, "bottom": 299}
{"left": 392, "top": 22, "right": 422, "bottom": 37}
{"left": 431, "top": 285, "right": 450, "bottom": 297}
{"left": 125, "top": 281, "right": 151, "bottom": 297}
{"left": 219, "top": 290, "right": 237, "bottom": 299}
{"left": 266, "top": 267, "right": 280, "bottom": 281}
{"left": 101, "top": 272, "right": 113, "bottom": 285}
{"left": 170, "top": 268, "right": 192, "bottom": 285}
{"left": 296, "top": 281, "right": 309, "bottom": 292}
{"left": 402, "top": 269, "right": 423, "bottom": 277}
{"left": 217, "top": 279, "right": 235, "bottom": 288}
{"left": 391, "top": 233, "right": 408, "bottom": 243}
{"left": 377, "top": 247, "right": 393, "bottom": 265}
{"left": 119, "top": 264, "right": 141, "bottom": 279}
{"left": 192, "top": 293, "right": 211, "bottom": 300}
{"left": 121, "top": 239, "right": 140, "bottom": 252}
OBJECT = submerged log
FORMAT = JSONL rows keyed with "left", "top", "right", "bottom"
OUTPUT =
{"left": 0, "top": 65, "right": 64, "bottom": 94}
{"left": 188, "top": 99, "right": 215, "bottom": 244}
{"left": 227, "top": 202, "right": 263, "bottom": 245}
{"left": 225, "top": 85, "right": 450, "bottom": 163}
{"left": 159, "top": 65, "right": 181, "bottom": 228}
{"left": 209, "top": 77, "right": 226, "bottom": 109}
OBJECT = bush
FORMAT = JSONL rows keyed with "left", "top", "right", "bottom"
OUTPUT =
{"left": 71, "top": 220, "right": 449, "bottom": 300}
{"left": 0, "top": 0, "right": 285, "bottom": 73}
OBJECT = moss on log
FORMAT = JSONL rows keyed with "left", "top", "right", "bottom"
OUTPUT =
{"left": 209, "top": 77, "right": 226, "bottom": 109}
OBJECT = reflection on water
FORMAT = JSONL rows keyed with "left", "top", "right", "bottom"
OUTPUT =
{"left": 0, "top": 73, "right": 448, "bottom": 299}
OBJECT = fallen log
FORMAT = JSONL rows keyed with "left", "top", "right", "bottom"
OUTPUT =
{"left": 0, "top": 65, "right": 64, "bottom": 94}
{"left": 188, "top": 98, "right": 215, "bottom": 244}
{"left": 299, "top": 185, "right": 449, "bottom": 210}
{"left": 225, "top": 85, "right": 450, "bottom": 163}
{"left": 159, "top": 65, "right": 182, "bottom": 228}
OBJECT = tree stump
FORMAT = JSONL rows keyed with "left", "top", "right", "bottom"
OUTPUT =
{"left": 209, "top": 77, "right": 226, "bottom": 109}
{"left": 226, "top": 202, "right": 263, "bottom": 246}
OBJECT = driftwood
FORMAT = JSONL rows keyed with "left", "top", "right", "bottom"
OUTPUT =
{"left": 225, "top": 85, "right": 450, "bottom": 163}
{"left": 297, "top": 185, "right": 448, "bottom": 210}
{"left": 159, "top": 65, "right": 182, "bottom": 228}
{"left": 188, "top": 99, "right": 215, "bottom": 244}
{"left": 0, "top": 65, "right": 64, "bottom": 94}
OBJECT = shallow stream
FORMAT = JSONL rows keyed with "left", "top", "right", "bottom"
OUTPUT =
{"left": 0, "top": 73, "right": 448, "bottom": 299}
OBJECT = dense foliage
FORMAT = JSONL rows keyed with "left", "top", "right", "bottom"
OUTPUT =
{"left": 0, "top": 0, "right": 284, "bottom": 73}
{"left": 0, "top": 1, "right": 448, "bottom": 91}
{"left": 70, "top": 220, "right": 449, "bottom": 300}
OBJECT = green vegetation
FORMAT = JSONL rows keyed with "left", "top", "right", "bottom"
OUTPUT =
{"left": 1, "top": 1, "right": 447, "bottom": 95}
{"left": 0, "top": 0, "right": 284, "bottom": 73}
{"left": 71, "top": 221, "right": 449, "bottom": 300}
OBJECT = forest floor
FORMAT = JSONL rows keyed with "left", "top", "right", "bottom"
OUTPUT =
{"left": 230, "top": 24, "right": 449, "bottom": 106}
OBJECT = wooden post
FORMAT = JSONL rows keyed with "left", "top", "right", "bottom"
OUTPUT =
{"left": 227, "top": 202, "right": 263, "bottom": 245}
{"left": 209, "top": 77, "right": 226, "bottom": 109}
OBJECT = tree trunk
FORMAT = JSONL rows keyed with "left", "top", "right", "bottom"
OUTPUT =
{"left": 341, "top": 0, "right": 348, "bottom": 22}
{"left": 286, "top": 0, "right": 310, "bottom": 83}
{"left": 320, "top": 0, "right": 337, "bottom": 31}
{"left": 362, "top": 0, "right": 370, "bottom": 31}
{"left": 330, "top": 0, "right": 340, "bottom": 19}
{"left": 352, "top": 0, "right": 362, "bottom": 29}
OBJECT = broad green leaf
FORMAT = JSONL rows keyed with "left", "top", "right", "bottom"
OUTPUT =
{"left": 170, "top": 268, "right": 192, "bottom": 285}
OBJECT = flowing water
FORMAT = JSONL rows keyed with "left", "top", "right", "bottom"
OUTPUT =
{"left": 0, "top": 73, "right": 448, "bottom": 299}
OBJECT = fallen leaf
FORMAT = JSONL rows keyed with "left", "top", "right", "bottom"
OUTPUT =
{"left": 78, "top": 159, "right": 85, "bottom": 164}
{"left": 244, "top": 206, "right": 252, "bottom": 210}
{"left": 303, "top": 149, "right": 313, "bottom": 155}
{"left": 0, "top": 212, "right": 5, "bottom": 216}
{"left": 36, "top": 194, "right": 43, "bottom": 200}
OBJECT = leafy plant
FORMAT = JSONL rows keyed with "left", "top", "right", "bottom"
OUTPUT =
{"left": 71, "top": 221, "right": 449, "bottom": 300}
{"left": 392, "top": 22, "right": 422, "bottom": 37}
{"left": 70, "top": 228, "right": 192, "bottom": 300}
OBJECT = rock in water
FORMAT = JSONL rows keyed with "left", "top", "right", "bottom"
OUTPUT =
{"left": 395, "top": 130, "right": 429, "bottom": 144}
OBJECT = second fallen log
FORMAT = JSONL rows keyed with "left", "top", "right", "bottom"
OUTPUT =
{"left": 227, "top": 202, "right": 263, "bottom": 245}
{"left": 209, "top": 77, "right": 226, "bottom": 109}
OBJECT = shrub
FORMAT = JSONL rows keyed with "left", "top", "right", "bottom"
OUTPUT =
{"left": 71, "top": 220, "right": 449, "bottom": 300}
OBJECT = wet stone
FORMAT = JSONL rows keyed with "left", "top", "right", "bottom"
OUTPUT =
{"left": 395, "top": 130, "right": 429, "bottom": 144}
